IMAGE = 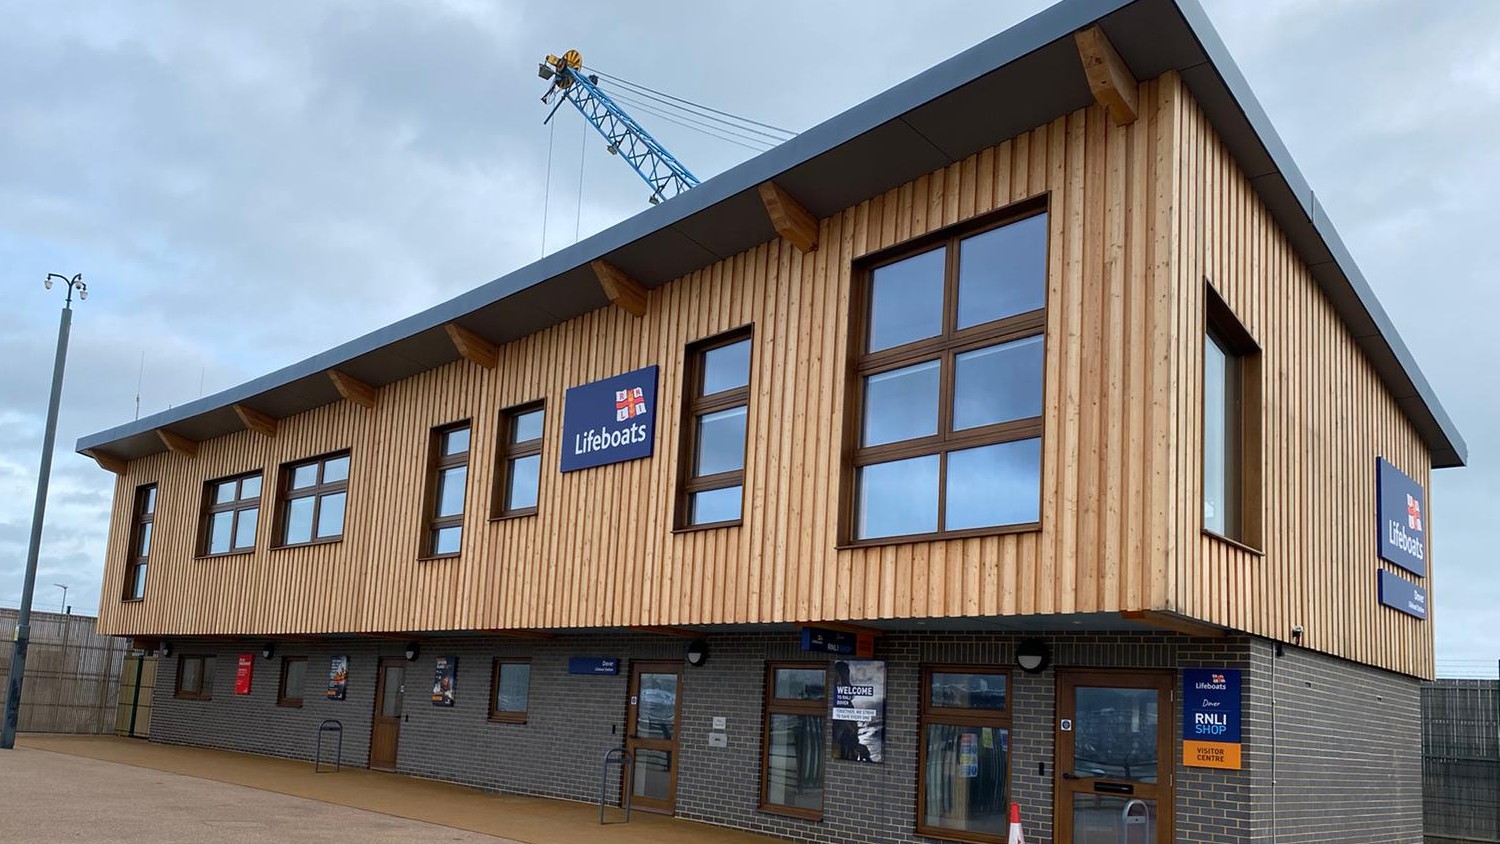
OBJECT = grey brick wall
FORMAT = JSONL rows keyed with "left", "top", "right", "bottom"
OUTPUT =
{"left": 150, "top": 630, "right": 1420, "bottom": 844}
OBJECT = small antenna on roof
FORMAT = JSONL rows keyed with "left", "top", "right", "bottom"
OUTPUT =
{"left": 134, "top": 352, "right": 145, "bottom": 420}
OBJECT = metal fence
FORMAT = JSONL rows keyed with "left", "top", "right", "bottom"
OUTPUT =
{"left": 0, "top": 609, "right": 127, "bottom": 734}
{"left": 1424, "top": 679, "right": 1500, "bottom": 843}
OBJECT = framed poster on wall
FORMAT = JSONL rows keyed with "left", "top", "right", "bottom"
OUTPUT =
{"left": 831, "top": 659, "right": 886, "bottom": 763}
{"left": 432, "top": 656, "right": 457, "bottom": 706}
{"left": 327, "top": 655, "right": 349, "bottom": 701}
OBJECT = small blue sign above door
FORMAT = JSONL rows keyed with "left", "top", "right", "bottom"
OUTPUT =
{"left": 801, "top": 627, "right": 856, "bottom": 655}
{"left": 560, "top": 365, "right": 659, "bottom": 473}
{"left": 568, "top": 657, "right": 620, "bottom": 675}
{"left": 1378, "top": 570, "right": 1428, "bottom": 620}
{"left": 1376, "top": 458, "right": 1426, "bottom": 578}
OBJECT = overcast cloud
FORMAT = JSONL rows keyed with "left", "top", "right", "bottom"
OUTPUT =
{"left": 1, "top": 0, "right": 1493, "bottom": 675}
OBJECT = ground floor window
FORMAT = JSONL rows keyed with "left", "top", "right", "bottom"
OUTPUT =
{"left": 277, "top": 657, "right": 306, "bottom": 707}
{"left": 489, "top": 658, "right": 530, "bottom": 723}
{"left": 918, "top": 665, "right": 1011, "bottom": 841}
{"left": 761, "top": 663, "right": 827, "bottom": 818}
{"left": 175, "top": 655, "right": 216, "bottom": 700}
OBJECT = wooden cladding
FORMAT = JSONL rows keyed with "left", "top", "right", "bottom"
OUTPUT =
{"left": 95, "top": 74, "right": 1434, "bottom": 676}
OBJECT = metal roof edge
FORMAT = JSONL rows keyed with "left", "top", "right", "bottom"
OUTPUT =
{"left": 1170, "top": 0, "right": 1466, "bottom": 468}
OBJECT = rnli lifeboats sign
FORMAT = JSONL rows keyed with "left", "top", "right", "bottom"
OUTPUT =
{"left": 560, "top": 365, "right": 659, "bottom": 472}
{"left": 1182, "top": 668, "right": 1242, "bottom": 770}
{"left": 1376, "top": 458, "right": 1426, "bottom": 577}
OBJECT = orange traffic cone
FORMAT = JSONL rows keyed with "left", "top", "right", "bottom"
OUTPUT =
{"left": 1007, "top": 802, "right": 1026, "bottom": 844}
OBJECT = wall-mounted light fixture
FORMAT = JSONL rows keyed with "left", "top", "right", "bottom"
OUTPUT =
{"left": 159, "top": 640, "right": 173, "bottom": 658}
{"left": 261, "top": 642, "right": 275, "bottom": 660}
{"left": 685, "top": 639, "right": 709, "bottom": 668}
{"left": 1015, "top": 638, "right": 1051, "bottom": 674}
{"left": 404, "top": 641, "right": 421, "bottom": 662}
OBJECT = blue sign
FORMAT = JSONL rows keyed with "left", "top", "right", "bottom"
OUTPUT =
{"left": 1378, "top": 570, "right": 1428, "bottom": 620}
{"left": 801, "top": 627, "right": 856, "bottom": 655}
{"left": 1182, "top": 668, "right": 1242, "bottom": 743}
{"left": 1376, "top": 458, "right": 1426, "bottom": 577}
{"left": 559, "top": 365, "right": 659, "bottom": 473}
{"left": 568, "top": 657, "right": 620, "bottom": 675}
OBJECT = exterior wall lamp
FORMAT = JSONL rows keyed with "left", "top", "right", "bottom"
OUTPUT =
{"left": 404, "top": 641, "right": 421, "bottom": 662}
{"left": 261, "top": 642, "right": 275, "bottom": 660}
{"left": 685, "top": 639, "right": 709, "bottom": 667}
{"left": 1015, "top": 639, "right": 1051, "bottom": 674}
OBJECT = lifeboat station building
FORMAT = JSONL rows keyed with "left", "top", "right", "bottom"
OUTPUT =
{"left": 76, "top": 0, "right": 1465, "bottom": 841}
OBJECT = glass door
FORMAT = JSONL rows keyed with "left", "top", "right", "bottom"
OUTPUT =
{"left": 1055, "top": 670, "right": 1173, "bottom": 844}
{"left": 624, "top": 661, "right": 682, "bottom": 814}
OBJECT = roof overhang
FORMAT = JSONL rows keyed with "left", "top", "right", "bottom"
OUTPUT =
{"left": 76, "top": 0, "right": 1467, "bottom": 468}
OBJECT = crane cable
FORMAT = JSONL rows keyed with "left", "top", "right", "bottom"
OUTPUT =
{"left": 601, "top": 82, "right": 791, "bottom": 146}
{"left": 541, "top": 118, "right": 556, "bottom": 256}
{"left": 584, "top": 66, "right": 796, "bottom": 139}
{"left": 607, "top": 91, "right": 775, "bottom": 152}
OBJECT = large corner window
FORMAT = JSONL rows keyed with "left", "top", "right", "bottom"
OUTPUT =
{"left": 918, "top": 666, "right": 1012, "bottom": 841}
{"left": 1202, "top": 285, "right": 1262, "bottom": 548}
{"left": 277, "top": 452, "right": 349, "bottom": 547}
{"left": 678, "top": 328, "right": 752, "bottom": 529}
{"left": 175, "top": 654, "right": 216, "bottom": 700}
{"left": 123, "top": 484, "right": 156, "bottom": 600}
{"left": 492, "top": 403, "right": 544, "bottom": 519}
{"left": 425, "top": 422, "right": 470, "bottom": 557}
{"left": 760, "top": 663, "right": 827, "bottom": 819}
{"left": 849, "top": 206, "right": 1047, "bottom": 543}
{"left": 199, "top": 471, "right": 262, "bottom": 556}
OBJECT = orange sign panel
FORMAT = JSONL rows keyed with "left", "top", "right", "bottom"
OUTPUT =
{"left": 1183, "top": 739, "right": 1242, "bottom": 770}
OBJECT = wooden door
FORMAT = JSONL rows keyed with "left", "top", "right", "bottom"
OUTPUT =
{"left": 1055, "top": 669, "right": 1174, "bottom": 844}
{"left": 370, "top": 657, "right": 406, "bottom": 771}
{"left": 623, "top": 661, "right": 682, "bottom": 814}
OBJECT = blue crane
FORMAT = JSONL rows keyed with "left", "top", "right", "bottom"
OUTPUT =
{"left": 539, "top": 50, "right": 700, "bottom": 205}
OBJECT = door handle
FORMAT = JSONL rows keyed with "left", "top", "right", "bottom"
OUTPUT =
{"left": 1061, "top": 772, "right": 1081, "bottom": 780}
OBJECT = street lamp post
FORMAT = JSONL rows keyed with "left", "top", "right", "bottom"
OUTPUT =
{"left": 53, "top": 584, "right": 68, "bottom": 615}
{"left": 1, "top": 273, "right": 86, "bottom": 750}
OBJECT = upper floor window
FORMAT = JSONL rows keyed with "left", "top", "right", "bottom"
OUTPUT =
{"left": 277, "top": 452, "right": 349, "bottom": 547}
{"left": 200, "top": 471, "right": 262, "bottom": 556}
{"left": 425, "top": 422, "right": 470, "bottom": 557}
{"left": 1202, "top": 285, "right": 1262, "bottom": 548}
{"left": 492, "top": 403, "right": 544, "bottom": 519}
{"left": 678, "top": 329, "right": 752, "bottom": 528}
{"left": 849, "top": 207, "right": 1048, "bottom": 543}
{"left": 123, "top": 484, "right": 156, "bottom": 600}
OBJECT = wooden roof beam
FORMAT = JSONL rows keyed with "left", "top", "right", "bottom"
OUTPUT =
{"left": 794, "top": 620, "right": 884, "bottom": 637}
{"left": 483, "top": 629, "right": 555, "bottom": 640}
{"left": 757, "top": 181, "right": 819, "bottom": 253}
{"left": 1122, "top": 610, "right": 1228, "bottom": 639}
{"left": 444, "top": 322, "right": 499, "bottom": 369}
{"left": 590, "top": 260, "right": 647, "bottom": 317}
{"left": 232, "top": 404, "right": 278, "bottom": 438}
{"left": 84, "top": 449, "right": 128, "bottom": 475}
{"left": 636, "top": 625, "right": 700, "bottom": 638}
{"left": 155, "top": 428, "right": 198, "bottom": 458}
{"left": 1074, "top": 25, "right": 1138, "bottom": 125}
{"left": 328, "top": 370, "right": 378, "bottom": 409}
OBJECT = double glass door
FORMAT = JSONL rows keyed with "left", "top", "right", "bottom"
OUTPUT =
{"left": 624, "top": 662, "right": 682, "bottom": 814}
{"left": 1055, "top": 670, "right": 1174, "bottom": 844}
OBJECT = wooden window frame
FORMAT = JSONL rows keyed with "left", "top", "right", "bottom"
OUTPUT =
{"left": 197, "top": 470, "right": 263, "bottom": 558}
{"left": 122, "top": 484, "right": 156, "bottom": 602}
{"left": 491, "top": 402, "right": 545, "bottom": 520}
{"left": 174, "top": 654, "right": 216, "bottom": 700}
{"left": 1202, "top": 283, "right": 1263, "bottom": 551}
{"left": 422, "top": 420, "right": 471, "bottom": 559}
{"left": 487, "top": 657, "right": 531, "bottom": 724}
{"left": 676, "top": 327, "right": 754, "bottom": 531}
{"left": 277, "top": 656, "right": 307, "bottom": 708}
{"left": 842, "top": 199, "right": 1049, "bottom": 547}
{"left": 916, "top": 664, "right": 1013, "bottom": 844}
{"left": 273, "top": 450, "right": 350, "bottom": 549}
{"left": 759, "top": 661, "right": 828, "bottom": 820}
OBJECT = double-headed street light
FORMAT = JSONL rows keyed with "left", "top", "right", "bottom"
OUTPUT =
{"left": 2, "top": 272, "right": 87, "bottom": 750}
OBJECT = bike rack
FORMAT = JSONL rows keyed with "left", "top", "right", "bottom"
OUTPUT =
{"left": 1119, "top": 797, "right": 1150, "bottom": 843}
{"left": 598, "top": 746, "right": 634, "bottom": 825}
{"left": 314, "top": 719, "right": 343, "bottom": 773}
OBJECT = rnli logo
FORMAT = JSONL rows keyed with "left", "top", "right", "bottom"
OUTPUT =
{"left": 615, "top": 387, "right": 646, "bottom": 421}
{"left": 1406, "top": 494, "right": 1422, "bottom": 532}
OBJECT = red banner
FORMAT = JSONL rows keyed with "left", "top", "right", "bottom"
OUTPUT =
{"left": 235, "top": 653, "right": 254, "bottom": 695}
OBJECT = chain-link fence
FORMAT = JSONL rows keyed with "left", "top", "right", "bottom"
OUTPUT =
{"left": 1424, "top": 678, "right": 1500, "bottom": 843}
{"left": 0, "top": 609, "right": 127, "bottom": 734}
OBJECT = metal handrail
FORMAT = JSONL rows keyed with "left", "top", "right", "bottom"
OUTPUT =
{"left": 315, "top": 719, "right": 343, "bottom": 773}
{"left": 598, "top": 746, "right": 634, "bottom": 824}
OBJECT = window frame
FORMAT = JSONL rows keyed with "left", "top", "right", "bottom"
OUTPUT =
{"left": 422, "top": 420, "right": 471, "bottom": 559}
{"left": 197, "top": 470, "right": 263, "bottom": 558}
{"left": 676, "top": 327, "right": 754, "bottom": 531}
{"left": 1201, "top": 283, "right": 1263, "bottom": 552}
{"left": 487, "top": 657, "right": 531, "bottom": 724}
{"left": 491, "top": 402, "right": 545, "bottom": 520}
{"left": 174, "top": 654, "right": 216, "bottom": 700}
{"left": 277, "top": 656, "right": 307, "bottom": 708}
{"left": 916, "top": 664, "right": 1014, "bottom": 844}
{"left": 122, "top": 484, "right": 156, "bottom": 601}
{"left": 273, "top": 450, "right": 351, "bottom": 549}
{"left": 842, "top": 200, "right": 1049, "bottom": 547}
{"left": 759, "top": 661, "right": 828, "bottom": 820}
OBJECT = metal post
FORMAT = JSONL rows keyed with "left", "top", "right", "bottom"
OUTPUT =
{"left": 2, "top": 274, "right": 83, "bottom": 750}
{"left": 126, "top": 655, "right": 144, "bottom": 738}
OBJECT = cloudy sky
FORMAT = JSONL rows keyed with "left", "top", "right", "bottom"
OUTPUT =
{"left": 1, "top": 0, "right": 1493, "bottom": 675}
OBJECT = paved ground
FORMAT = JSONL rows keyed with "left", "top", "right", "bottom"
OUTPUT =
{"left": 0, "top": 746, "right": 515, "bottom": 843}
{"left": 14, "top": 735, "right": 780, "bottom": 844}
